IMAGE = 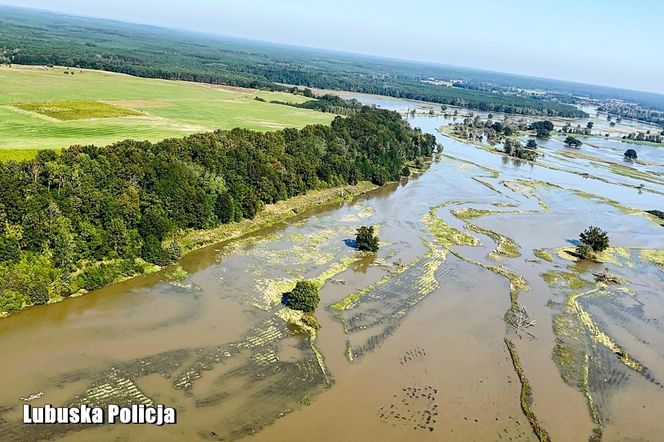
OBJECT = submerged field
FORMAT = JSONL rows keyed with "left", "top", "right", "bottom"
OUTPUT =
{"left": 0, "top": 65, "right": 333, "bottom": 156}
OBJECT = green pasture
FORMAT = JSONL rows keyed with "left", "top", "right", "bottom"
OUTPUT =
{"left": 0, "top": 66, "right": 333, "bottom": 158}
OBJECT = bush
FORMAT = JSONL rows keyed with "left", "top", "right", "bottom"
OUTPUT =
{"left": 401, "top": 166, "right": 411, "bottom": 177}
{"left": 301, "top": 314, "right": 321, "bottom": 330}
{"left": 575, "top": 243, "right": 594, "bottom": 260}
{"left": 0, "top": 290, "right": 27, "bottom": 313}
{"left": 141, "top": 235, "right": 167, "bottom": 265}
{"left": 355, "top": 225, "right": 379, "bottom": 253}
{"left": 624, "top": 149, "right": 638, "bottom": 160}
{"left": 579, "top": 226, "right": 610, "bottom": 253}
{"left": 76, "top": 260, "right": 139, "bottom": 291}
{"left": 285, "top": 280, "right": 320, "bottom": 312}
{"left": 165, "top": 240, "right": 182, "bottom": 262}
{"left": 564, "top": 136, "right": 582, "bottom": 148}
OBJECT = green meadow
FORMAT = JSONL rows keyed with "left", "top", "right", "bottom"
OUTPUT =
{"left": 0, "top": 66, "right": 333, "bottom": 158}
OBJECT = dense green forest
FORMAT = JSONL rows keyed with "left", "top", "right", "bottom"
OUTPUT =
{"left": 0, "top": 108, "right": 436, "bottom": 314}
{"left": 0, "top": 6, "right": 588, "bottom": 117}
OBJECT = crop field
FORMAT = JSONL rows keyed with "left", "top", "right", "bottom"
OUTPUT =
{"left": 0, "top": 65, "right": 333, "bottom": 158}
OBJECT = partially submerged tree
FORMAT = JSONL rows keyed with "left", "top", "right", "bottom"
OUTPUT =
{"left": 576, "top": 226, "right": 609, "bottom": 259}
{"left": 564, "top": 136, "right": 583, "bottom": 148}
{"left": 355, "top": 225, "right": 379, "bottom": 253}
{"left": 624, "top": 149, "right": 638, "bottom": 160}
{"left": 284, "top": 280, "right": 320, "bottom": 312}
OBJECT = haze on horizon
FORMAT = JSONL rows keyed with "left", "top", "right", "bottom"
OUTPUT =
{"left": 1, "top": 0, "right": 663, "bottom": 95}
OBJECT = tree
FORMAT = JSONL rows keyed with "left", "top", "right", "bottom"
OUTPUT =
{"left": 284, "top": 280, "right": 320, "bottom": 312}
{"left": 586, "top": 122, "right": 594, "bottom": 129}
{"left": 526, "top": 139, "right": 538, "bottom": 149}
{"left": 355, "top": 225, "right": 379, "bottom": 252}
{"left": 579, "top": 226, "right": 609, "bottom": 253}
{"left": 624, "top": 149, "right": 637, "bottom": 160}
{"left": 564, "top": 136, "right": 582, "bottom": 148}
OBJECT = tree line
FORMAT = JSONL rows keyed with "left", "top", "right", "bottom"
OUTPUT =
{"left": 0, "top": 108, "right": 436, "bottom": 314}
{"left": 0, "top": 6, "right": 586, "bottom": 118}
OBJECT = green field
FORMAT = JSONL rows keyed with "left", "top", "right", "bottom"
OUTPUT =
{"left": 0, "top": 66, "right": 334, "bottom": 157}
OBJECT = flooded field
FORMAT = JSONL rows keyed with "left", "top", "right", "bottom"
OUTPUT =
{"left": 1, "top": 98, "right": 663, "bottom": 441}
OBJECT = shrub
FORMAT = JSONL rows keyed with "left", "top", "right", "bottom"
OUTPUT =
{"left": 165, "top": 240, "right": 182, "bottom": 262}
{"left": 0, "top": 290, "right": 27, "bottom": 313}
{"left": 401, "top": 166, "right": 411, "bottom": 177}
{"left": 301, "top": 314, "right": 321, "bottom": 330}
{"left": 285, "top": 280, "right": 320, "bottom": 312}
{"left": 141, "top": 235, "right": 167, "bottom": 265}
{"left": 624, "top": 149, "right": 638, "bottom": 160}
{"left": 575, "top": 243, "right": 595, "bottom": 260}
{"left": 355, "top": 225, "right": 379, "bottom": 253}
{"left": 579, "top": 226, "right": 610, "bottom": 253}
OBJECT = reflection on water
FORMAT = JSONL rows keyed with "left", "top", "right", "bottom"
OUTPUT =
{"left": 1, "top": 96, "right": 663, "bottom": 441}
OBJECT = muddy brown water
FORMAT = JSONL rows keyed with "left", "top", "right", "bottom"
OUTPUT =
{"left": 1, "top": 102, "right": 663, "bottom": 441}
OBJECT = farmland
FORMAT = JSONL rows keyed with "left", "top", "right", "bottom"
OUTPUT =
{"left": 0, "top": 65, "right": 333, "bottom": 158}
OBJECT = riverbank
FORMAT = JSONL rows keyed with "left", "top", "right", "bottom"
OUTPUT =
{"left": 0, "top": 181, "right": 378, "bottom": 319}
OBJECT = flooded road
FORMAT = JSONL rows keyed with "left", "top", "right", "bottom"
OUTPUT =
{"left": 1, "top": 99, "right": 663, "bottom": 441}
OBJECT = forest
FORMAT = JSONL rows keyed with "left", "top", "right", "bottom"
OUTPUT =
{"left": 0, "top": 6, "right": 587, "bottom": 118}
{"left": 0, "top": 108, "right": 436, "bottom": 314}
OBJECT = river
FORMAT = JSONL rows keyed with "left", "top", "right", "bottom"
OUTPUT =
{"left": 1, "top": 97, "right": 663, "bottom": 441}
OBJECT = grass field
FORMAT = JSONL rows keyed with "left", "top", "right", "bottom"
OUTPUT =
{"left": 0, "top": 65, "right": 334, "bottom": 158}
{"left": 14, "top": 100, "right": 143, "bottom": 120}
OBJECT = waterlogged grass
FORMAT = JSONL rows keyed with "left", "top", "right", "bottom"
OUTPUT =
{"left": 608, "top": 163, "right": 664, "bottom": 185}
{"left": 542, "top": 271, "right": 587, "bottom": 290}
{"left": 451, "top": 207, "right": 492, "bottom": 220}
{"left": 15, "top": 100, "right": 142, "bottom": 120}
{"left": 567, "top": 289, "right": 642, "bottom": 372}
{"left": 554, "top": 246, "right": 631, "bottom": 266}
{"left": 423, "top": 205, "right": 480, "bottom": 248}
{"left": 640, "top": 249, "right": 664, "bottom": 269}
{"left": 534, "top": 249, "right": 553, "bottom": 262}
{"left": 330, "top": 260, "right": 415, "bottom": 311}
{"left": 504, "top": 339, "right": 551, "bottom": 441}
{"left": 465, "top": 223, "right": 520, "bottom": 258}
{"left": 182, "top": 182, "right": 376, "bottom": 254}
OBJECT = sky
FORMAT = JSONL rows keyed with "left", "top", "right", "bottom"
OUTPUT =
{"left": 1, "top": 0, "right": 663, "bottom": 94}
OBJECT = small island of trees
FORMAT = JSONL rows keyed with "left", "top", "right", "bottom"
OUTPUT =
{"left": 284, "top": 280, "right": 320, "bottom": 312}
{"left": 564, "top": 136, "right": 583, "bottom": 148}
{"left": 355, "top": 225, "right": 380, "bottom": 253}
{"left": 576, "top": 226, "right": 610, "bottom": 259}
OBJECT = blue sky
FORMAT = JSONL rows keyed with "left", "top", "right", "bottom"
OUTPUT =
{"left": 2, "top": 0, "right": 663, "bottom": 93}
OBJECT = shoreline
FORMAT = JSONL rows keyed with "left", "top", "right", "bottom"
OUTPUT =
{"left": 1, "top": 181, "right": 379, "bottom": 319}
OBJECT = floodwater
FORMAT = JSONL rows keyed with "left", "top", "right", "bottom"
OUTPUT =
{"left": 1, "top": 97, "right": 663, "bottom": 441}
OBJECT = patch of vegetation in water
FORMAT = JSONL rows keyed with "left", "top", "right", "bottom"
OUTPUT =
{"left": 465, "top": 223, "right": 520, "bottom": 258}
{"left": 639, "top": 249, "right": 664, "bottom": 269}
{"left": 451, "top": 207, "right": 493, "bottom": 220}
{"left": 423, "top": 205, "right": 480, "bottom": 247}
{"left": 608, "top": 163, "right": 664, "bottom": 185}
{"left": 504, "top": 339, "right": 551, "bottom": 442}
{"left": 542, "top": 270, "right": 587, "bottom": 290}
{"left": 554, "top": 246, "right": 632, "bottom": 267}
{"left": 534, "top": 249, "right": 553, "bottom": 262}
